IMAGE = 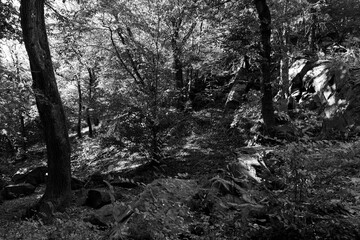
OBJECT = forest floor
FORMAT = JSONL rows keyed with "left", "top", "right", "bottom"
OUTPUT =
{"left": 1, "top": 106, "right": 360, "bottom": 239}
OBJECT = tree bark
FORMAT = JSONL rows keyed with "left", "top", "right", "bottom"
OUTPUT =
{"left": 254, "top": 0, "right": 276, "bottom": 130}
{"left": 308, "top": 6, "right": 317, "bottom": 53}
{"left": 279, "top": 0, "right": 290, "bottom": 101}
{"left": 87, "top": 67, "right": 96, "bottom": 138}
{"left": 76, "top": 77, "right": 82, "bottom": 139}
{"left": 13, "top": 52, "right": 27, "bottom": 152}
{"left": 20, "top": 0, "right": 72, "bottom": 210}
{"left": 19, "top": 113, "right": 26, "bottom": 151}
{"left": 171, "top": 20, "right": 185, "bottom": 109}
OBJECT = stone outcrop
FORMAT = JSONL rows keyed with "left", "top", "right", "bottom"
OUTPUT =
{"left": 289, "top": 58, "right": 360, "bottom": 135}
{"left": 1, "top": 183, "right": 36, "bottom": 200}
{"left": 12, "top": 166, "right": 47, "bottom": 187}
{"left": 86, "top": 189, "right": 112, "bottom": 209}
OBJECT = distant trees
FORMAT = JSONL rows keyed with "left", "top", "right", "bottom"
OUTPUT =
{"left": 20, "top": 0, "right": 72, "bottom": 210}
{"left": 0, "top": 0, "right": 19, "bottom": 39}
{"left": 2, "top": 0, "right": 359, "bottom": 165}
{"left": 0, "top": 41, "right": 33, "bottom": 151}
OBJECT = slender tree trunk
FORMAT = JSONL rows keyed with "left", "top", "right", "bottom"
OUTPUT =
{"left": 20, "top": 0, "right": 72, "bottom": 210}
{"left": 76, "top": 77, "right": 82, "bottom": 139}
{"left": 308, "top": 6, "right": 317, "bottom": 53}
{"left": 171, "top": 20, "right": 184, "bottom": 109}
{"left": 87, "top": 67, "right": 95, "bottom": 138}
{"left": 13, "top": 53, "right": 27, "bottom": 152}
{"left": 19, "top": 113, "right": 26, "bottom": 151}
{"left": 279, "top": 0, "right": 290, "bottom": 101}
{"left": 254, "top": 0, "right": 276, "bottom": 130}
{"left": 86, "top": 108, "right": 93, "bottom": 137}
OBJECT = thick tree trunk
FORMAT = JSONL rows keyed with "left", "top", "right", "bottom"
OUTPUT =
{"left": 254, "top": 0, "right": 276, "bottom": 130}
{"left": 20, "top": 0, "right": 72, "bottom": 210}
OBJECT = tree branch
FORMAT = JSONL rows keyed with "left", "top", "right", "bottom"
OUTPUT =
{"left": 108, "top": 27, "right": 139, "bottom": 84}
{"left": 116, "top": 28, "right": 145, "bottom": 86}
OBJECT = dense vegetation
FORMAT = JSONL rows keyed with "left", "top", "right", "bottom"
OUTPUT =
{"left": 1, "top": 0, "right": 360, "bottom": 239}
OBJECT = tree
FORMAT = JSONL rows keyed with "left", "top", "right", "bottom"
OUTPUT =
{"left": 164, "top": 0, "right": 198, "bottom": 109}
{"left": 254, "top": 0, "right": 275, "bottom": 129}
{"left": 20, "top": 0, "right": 72, "bottom": 210}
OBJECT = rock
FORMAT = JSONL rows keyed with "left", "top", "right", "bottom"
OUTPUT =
{"left": 1, "top": 183, "right": 36, "bottom": 200}
{"left": 288, "top": 59, "right": 360, "bottom": 134}
{"left": 225, "top": 83, "right": 247, "bottom": 110}
{"left": 110, "top": 178, "right": 139, "bottom": 188}
{"left": 86, "top": 189, "right": 112, "bottom": 209}
{"left": 84, "top": 202, "right": 130, "bottom": 227}
{"left": 71, "top": 177, "right": 85, "bottom": 190}
{"left": 12, "top": 166, "right": 47, "bottom": 187}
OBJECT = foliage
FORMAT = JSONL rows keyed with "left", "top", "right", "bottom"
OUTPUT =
{"left": 247, "top": 141, "right": 360, "bottom": 239}
{"left": 0, "top": 211, "right": 105, "bottom": 240}
{"left": 0, "top": 39, "right": 35, "bottom": 147}
{"left": 0, "top": 0, "right": 20, "bottom": 40}
{"left": 2, "top": 0, "right": 360, "bottom": 239}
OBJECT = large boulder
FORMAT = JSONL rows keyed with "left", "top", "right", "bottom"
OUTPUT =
{"left": 12, "top": 166, "right": 47, "bottom": 187}
{"left": 289, "top": 59, "right": 360, "bottom": 134}
{"left": 1, "top": 183, "right": 36, "bottom": 200}
{"left": 225, "top": 82, "right": 247, "bottom": 110}
{"left": 86, "top": 189, "right": 112, "bottom": 209}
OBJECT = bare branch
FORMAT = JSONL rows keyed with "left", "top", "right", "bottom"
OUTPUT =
{"left": 108, "top": 27, "right": 139, "bottom": 84}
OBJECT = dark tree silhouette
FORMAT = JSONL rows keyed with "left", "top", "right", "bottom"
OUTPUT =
{"left": 254, "top": 0, "right": 276, "bottom": 129}
{"left": 20, "top": 0, "right": 72, "bottom": 210}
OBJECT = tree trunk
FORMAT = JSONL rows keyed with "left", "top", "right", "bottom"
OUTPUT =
{"left": 171, "top": 20, "right": 184, "bottom": 109}
{"left": 279, "top": 0, "right": 290, "bottom": 101}
{"left": 254, "top": 0, "right": 276, "bottom": 130}
{"left": 308, "top": 6, "right": 317, "bottom": 53}
{"left": 87, "top": 67, "right": 95, "bottom": 138}
{"left": 13, "top": 52, "right": 27, "bottom": 152}
{"left": 20, "top": 0, "right": 72, "bottom": 210}
{"left": 86, "top": 108, "right": 93, "bottom": 138}
{"left": 76, "top": 77, "right": 82, "bottom": 139}
{"left": 19, "top": 113, "right": 26, "bottom": 151}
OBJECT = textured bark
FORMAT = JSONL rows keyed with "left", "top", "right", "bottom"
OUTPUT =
{"left": 76, "top": 78, "right": 82, "bottom": 139}
{"left": 13, "top": 56, "right": 27, "bottom": 151}
{"left": 308, "top": 6, "right": 317, "bottom": 53}
{"left": 19, "top": 113, "right": 27, "bottom": 151}
{"left": 279, "top": 0, "right": 290, "bottom": 100}
{"left": 20, "top": 0, "right": 72, "bottom": 210}
{"left": 254, "top": 0, "right": 276, "bottom": 129}
{"left": 171, "top": 20, "right": 185, "bottom": 108}
{"left": 87, "top": 67, "right": 96, "bottom": 138}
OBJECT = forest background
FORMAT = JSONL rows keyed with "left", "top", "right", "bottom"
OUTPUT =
{"left": 1, "top": 0, "right": 360, "bottom": 239}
